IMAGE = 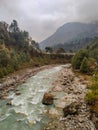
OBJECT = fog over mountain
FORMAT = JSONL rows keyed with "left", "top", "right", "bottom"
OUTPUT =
{"left": 0, "top": 0, "right": 98, "bottom": 42}
{"left": 40, "top": 22, "right": 98, "bottom": 49}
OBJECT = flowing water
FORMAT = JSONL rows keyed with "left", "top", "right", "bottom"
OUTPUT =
{"left": 0, "top": 66, "right": 63, "bottom": 130}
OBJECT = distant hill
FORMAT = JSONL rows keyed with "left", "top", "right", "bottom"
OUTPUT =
{"left": 40, "top": 22, "right": 98, "bottom": 50}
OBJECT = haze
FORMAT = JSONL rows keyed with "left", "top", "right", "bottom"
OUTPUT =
{"left": 0, "top": 0, "right": 98, "bottom": 42}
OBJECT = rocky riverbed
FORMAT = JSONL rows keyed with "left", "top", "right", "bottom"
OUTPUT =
{"left": 0, "top": 64, "right": 96, "bottom": 130}
{"left": 44, "top": 64, "right": 96, "bottom": 130}
{"left": 0, "top": 65, "right": 57, "bottom": 99}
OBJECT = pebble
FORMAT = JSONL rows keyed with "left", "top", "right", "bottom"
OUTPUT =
{"left": 44, "top": 64, "right": 96, "bottom": 130}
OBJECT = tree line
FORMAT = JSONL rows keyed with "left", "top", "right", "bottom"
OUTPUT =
{"left": 0, "top": 20, "right": 40, "bottom": 77}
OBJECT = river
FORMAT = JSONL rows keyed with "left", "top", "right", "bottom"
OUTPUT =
{"left": 0, "top": 65, "right": 63, "bottom": 130}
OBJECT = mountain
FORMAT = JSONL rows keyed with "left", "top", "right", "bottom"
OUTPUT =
{"left": 40, "top": 22, "right": 98, "bottom": 50}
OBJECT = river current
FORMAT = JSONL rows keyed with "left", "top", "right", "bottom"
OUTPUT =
{"left": 0, "top": 66, "right": 63, "bottom": 130}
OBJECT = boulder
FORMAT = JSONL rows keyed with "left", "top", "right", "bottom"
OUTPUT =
{"left": 6, "top": 101, "right": 12, "bottom": 106}
{"left": 42, "top": 92, "right": 54, "bottom": 105}
{"left": 63, "top": 102, "right": 80, "bottom": 117}
{"left": 15, "top": 92, "right": 21, "bottom": 96}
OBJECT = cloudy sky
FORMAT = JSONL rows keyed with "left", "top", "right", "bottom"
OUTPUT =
{"left": 0, "top": 0, "right": 98, "bottom": 42}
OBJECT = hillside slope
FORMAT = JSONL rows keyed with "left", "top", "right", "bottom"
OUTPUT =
{"left": 40, "top": 22, "right": 98, "bottom": 49}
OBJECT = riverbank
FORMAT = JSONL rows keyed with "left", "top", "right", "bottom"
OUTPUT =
{"left": 0, "top": 65, "right": 57, "bottom": 99}
{"left": 44, "top": 64, "right": 96, "bottom": 130}
{"left": 0, "top": 64, "right": 96, "bottom": 129}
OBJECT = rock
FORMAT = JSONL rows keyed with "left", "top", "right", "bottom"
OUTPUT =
{"left": 52, "top": 85, "right": 63, "bottom": 91}
{"left": 49, "top": 108, "right": 59, "bottom": 117}
{"left": 42, "top": 92, "right": 54, "bottom": 105}
{"left": 63, "top": 102, "right": 80, "bottom": 117}
{"left": 78, "top": 117, "right": 84, "bottom": 123}
{"left": 62, "top": 82, "right": 67, "bottom": 85}
{"left": 2, "top": 93, "right": 8, "bottom": 99}
{"left": 15, "top": 92, "right": 21, "bottom": 96}
{"left": 6, "top": 101, "right": 12, "bottom": 106}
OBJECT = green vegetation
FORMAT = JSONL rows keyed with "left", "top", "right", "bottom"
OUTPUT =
{"left": 72, "top": 37, "right": 98, "bottom": 103}
{"left": 72, "top": 37, "right": 98, "bottom": 73}
{"left": 72, "top": 49, "right": 89, "bottom": 71}
{"left": 0, "top": 20, "right": 40, "bottom": 78}
{"left": 88, "top": 37, "right": 98, "bottom": 61}
{"left": 54, "top": 47, "right": 65, "bottom": 54}
{"left": 53, "top": 37, "right": 93, "bottom": 53}
{"left": 72, "top": 37, "right": 98, "bottom": 128}
{"left": 80, "top": 57, "right": 89, "bottom": 73}
{"left": 85, "top": 68, "right": 98, "bottom": 105}
{"left": 0, "top": 20, "right": 73, "bottom": 78}
{"left": 45, "top": 46, "right": 53, "bottom": 53}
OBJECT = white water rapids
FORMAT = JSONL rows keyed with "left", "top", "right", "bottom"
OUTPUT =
{"left": 0, "top": 66, "right": 63, "bottom": 130}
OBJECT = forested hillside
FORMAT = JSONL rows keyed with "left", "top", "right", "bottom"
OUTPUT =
{"left": 0, "top": 20, "right": 41, "bottom": 77}
{"left": 0, "top": 20, "right": 73, "bottom": 78}
{"left": 53, "top": 37, "right": 94, "bottom": 52}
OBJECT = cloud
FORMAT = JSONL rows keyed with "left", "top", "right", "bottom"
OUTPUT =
{"left": 76, "top": 0, "right": 98, "bottom": 22}
{"left": 0, "top": 0, "right": 98, "bottom": 42}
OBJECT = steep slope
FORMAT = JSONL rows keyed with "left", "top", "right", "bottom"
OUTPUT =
{"left": 40, "top": 22, "right": 98, "bottom": 49}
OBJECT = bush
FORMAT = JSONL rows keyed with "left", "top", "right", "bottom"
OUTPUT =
{"left": 72, "top": 49, "right": 88, "bottom": 69}
{"left": 85, "top": 71, "right": 98, "bottom": 105}
{"left": 0, "top": 49, "right": 10, "bottom": 67}
{"left": 2, "top": 67, "right": 8, "bottom": 75}
{"left": 6, "top": 65, "right": 14, "bottom": 73}
{"left": 85, "top": 92, "right": 98, "bottom": 105}
{"left": 80, "top": 57, "right": 89, "bottom": 73}
{"left": 11, "top": 57, "right": 19, "bottom": 70}
{"left": 0, "top": 68, "right": 4, "bottom": 78}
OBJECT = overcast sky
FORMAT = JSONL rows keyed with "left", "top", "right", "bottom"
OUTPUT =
{"left": 0, "top": 0, "right": 98, "bottom": 42}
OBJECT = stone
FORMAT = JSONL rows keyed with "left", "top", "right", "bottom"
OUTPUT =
{"left": 42, "top": 92, "right": 54, "bottom": 105}
{"left": 78, "top": 117, "right": 84, "bottom": 123}
{"left": 63, "top": 102, "right": 80, "bottom": 117}
{"left": 55, "top": 101, "right": 67, "bottom": 108}
{"left": 49, "top": 108, "right": 59, "bottom": 117}
{"left": 15, "top": 92, "right": 21, "bottom": 96}
{"left": 6, "top": 101, "right": 12, "bottom": 106}
{"left": 53, "top": 85, "right": 63, "bottom": 91}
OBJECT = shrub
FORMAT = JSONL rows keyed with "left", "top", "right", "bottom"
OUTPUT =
{"left": 80, "top": 57, "right": 89, "bottom": 73}
{"left": 85, "top": 92, "right": 98, "bottom": 105}
{"left": 0, "top": 68, "right": 4, "bottom": 78}
{"left": 0, "top": 49, "right": 10, "bottom": 67}
{"left": 72, "top": 49, "right": 88, "bottom": 69}
{"left": 85, "top": 71, "right": 98, "bottom": 105}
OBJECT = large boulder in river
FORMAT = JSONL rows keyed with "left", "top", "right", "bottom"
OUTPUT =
{"left": 42, "top": 92, "right": 54, "bottom": 105}
{"left": 63, "top": 102, "right": 80, "bottom": 117}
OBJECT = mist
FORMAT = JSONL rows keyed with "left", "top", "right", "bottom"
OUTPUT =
{"left": 0, "top": 0, "right": 98, "bottom": 42}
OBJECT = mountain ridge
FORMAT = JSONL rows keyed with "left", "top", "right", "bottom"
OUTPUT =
{"left": 40, "top": 22, "right": 98, "bottom": 49}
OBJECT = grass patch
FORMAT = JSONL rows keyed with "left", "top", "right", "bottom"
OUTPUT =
{"left": 85, "top": 68, "right": 98, "bottom": 106}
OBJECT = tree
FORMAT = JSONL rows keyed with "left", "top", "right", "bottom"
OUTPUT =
{"left": 10, "top": 50, "right": 19, "bottom": 70}
{"left": 9, "top": 20, "right": 19, "bottom": 33}
{"left": 0, "top": 49, "right": 10, "bottom": 67}
{"left": 45, "top": 47, "right": 53, "bottom": 53}
{"left": 0, "top": 21, "right": 10, "bottom": 45}
{"left": 55, "top": 48, "right": 65, "bottom": 54}
{"left": 31, "top": 40, "right": 40, "bottom": 50}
